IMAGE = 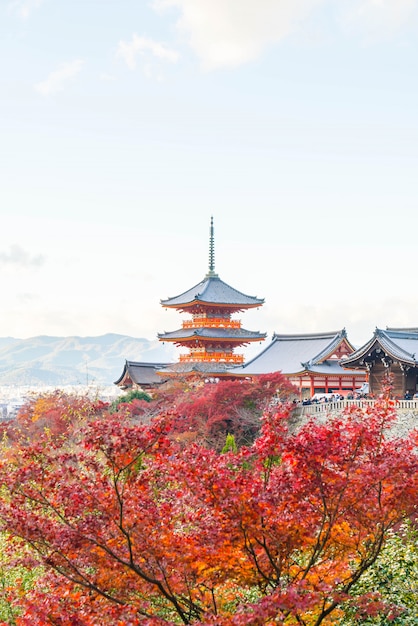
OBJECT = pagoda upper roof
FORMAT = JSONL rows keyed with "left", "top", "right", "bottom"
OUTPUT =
{"left": 158, "top": 326, "right": 266, "bottom": 342}
{"left": 341, "top": 327, "right": 418, "bottom": 368}
{"left": 230, "top": 329, "right": 359, "bottom": 376}
{"left": 161, "top": 275, "right": 264, "bottom": 310}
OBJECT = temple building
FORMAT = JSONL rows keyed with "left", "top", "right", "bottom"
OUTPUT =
{"left": 341, "top": 327, "right": 418, "bottom": 397}
{"left": 157, "top": 218, "right": 266, "bottom": 376}
{"left": 114, "top": 361, "right": 172, "bottom": 390}
{"left": 231, "top": 329, "right": 366, "bottom": 399}
{"left": 114, "top": 219, "right": 367, "bottom": 394}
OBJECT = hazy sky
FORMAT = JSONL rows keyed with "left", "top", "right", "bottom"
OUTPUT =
{"left": 2, "top": 0, "right": 418, "bottom": 358}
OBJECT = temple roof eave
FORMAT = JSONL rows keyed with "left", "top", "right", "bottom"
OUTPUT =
{"left": 231, "top": 360, "right": 363, "bottom": 377}
{"left": 114, "top": 360, "right": 173, "bottom": 387}
{"left": 157, "top": 361, "right": 233, "bottom": 375}
{"left": 114, "top": 360, "right": 131, "bottom": 386}
{"left": 341, "top": 328, "right": 418, "bottom": 369}
{"left": 309, "top": 329, "right": 354, "bottom": 364}
{"left": 161, "top": 275, "right": 264, "bottom": 309}
{"left": 340, "top": 337, "right": 378, "bottom": 368}
{"left": 231, "top": 329, "right": 353, "bottom": 376}
{"left": 377, "top": 331, "right": 417, "bottom": 364}
{"left": 300, "top": 362, "right": 365, "bottom": 376}
{"left": 158, "top": 328, "right": 267, "bottom": 342}
{"left": 162, "top": 300, "right": 262, "bottom": 312}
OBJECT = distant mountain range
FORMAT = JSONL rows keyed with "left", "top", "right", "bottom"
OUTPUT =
{"left": 0, "top": 334, "right": 176, "bottom": 387}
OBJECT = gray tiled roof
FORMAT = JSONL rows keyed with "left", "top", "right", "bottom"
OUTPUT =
{"left": 304, "top": 362, "right": 363, "bottom": 376}
{"left": 158, "top": 327, "right": 266, "bottom": 342}
{"left": 114, "top": 361, "right": 172, "bottom": 386}
{"left": 161, "top": 275, "right": 264, "bottom": 308}
{"left": 231, "top": 330, "right": 351, "bottom": 376}
{"left": 157, "top": 361, "right": 231, "bottom": 375}
{"left": 342, "top": 328, "right": 418, "bottom": 367}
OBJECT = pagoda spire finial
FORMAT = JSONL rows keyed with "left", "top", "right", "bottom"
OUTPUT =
{"left": 207, "top": 216, "right": 218, "bottom": 277}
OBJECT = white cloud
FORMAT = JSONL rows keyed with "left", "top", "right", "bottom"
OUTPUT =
{"left": 34, "top": 59, "right": 84, "bottom": 96}
{"left": 153, "top": 0, "right": 418, "bottom": 69}
{"left": 116, "top": 34, "right": 180, "bottom": 71}
{"left": 153, "top": 0, "right": 326, "bottom": 70}
{"left": 343, "top": 0, "right": 418, "bottom": 37}
{"left": 9, "top": 0, "right": 44, "bottom": 19}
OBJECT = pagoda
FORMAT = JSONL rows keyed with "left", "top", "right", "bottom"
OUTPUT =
{"left": 158, "top": 218, "right": 266, "bottom": 374}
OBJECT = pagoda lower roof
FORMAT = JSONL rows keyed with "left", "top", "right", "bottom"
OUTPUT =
{"left": 158, "top": 327, "right": 266, "bottom": 342}
{"left": 157, "top": 361, "right": 233, "bottom": 376}
{"left": 161, "top": 275, "right": 264, "bottom": 309}
{"left": 229, "top": 330, "right": 358, "bottom": 376}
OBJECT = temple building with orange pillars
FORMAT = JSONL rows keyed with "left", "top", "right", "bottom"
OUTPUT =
{"left": 157, "top": 218, "right": 266, "bottom": 376}
{"left": 231, "top": 329, "right": 366, "bottom": 399}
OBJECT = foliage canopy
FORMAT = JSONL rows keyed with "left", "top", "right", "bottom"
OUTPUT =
{"left": 0, "top": 382, "right": 416, "bottom": 625}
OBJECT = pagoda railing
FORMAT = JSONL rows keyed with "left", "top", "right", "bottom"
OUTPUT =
{"left": 182, "top": 319, "right": 241, "bottom": 329}
{"left": 179, "top": 353, "right": 244, "bottom": 364}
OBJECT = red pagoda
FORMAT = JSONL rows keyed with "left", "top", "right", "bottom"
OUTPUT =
{"left": 158, "top": 218, "right": 266, "bottom": 374}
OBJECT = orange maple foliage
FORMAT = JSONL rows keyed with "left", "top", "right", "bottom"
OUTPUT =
{"left": 0, "top": 387, "right": 416, "bottom": 625}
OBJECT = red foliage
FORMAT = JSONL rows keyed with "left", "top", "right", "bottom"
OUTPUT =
{"left": 2, "top": 391, "right": 108, "bottom": 449}
{"left": 169, "top": 372, "right": 296, "bottom": 447}
{"left": 0, "top": 390, "right": 416, "bottom": 625}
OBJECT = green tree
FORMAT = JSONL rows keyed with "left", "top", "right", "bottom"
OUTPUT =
{"left": 340, "top": 521, "right": 418, "bottom": 625}
{"left": 110, "top": 388, "right": 152, "bottom": 412}
{"left": 221, "top": 432, "right": 237, "bottom": 454}
{"left": 0, "top": 533, "right": 41, "bottom": 624}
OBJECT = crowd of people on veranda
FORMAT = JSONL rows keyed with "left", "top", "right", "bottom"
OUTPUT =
{"left": 301, "top": 389, "right": 418, "bottom": 405}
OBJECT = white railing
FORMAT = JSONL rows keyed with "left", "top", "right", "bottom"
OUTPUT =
{"left": 293, "top": 398, "right": 418, "bottom": 418}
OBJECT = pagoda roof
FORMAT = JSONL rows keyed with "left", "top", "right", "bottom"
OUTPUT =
{"left": 231, "top": 329, "right": 359, "bottom": 376}
{"left": 158, "top": 326, "right": 266, "bottom": 343}
{"left": 341, "top": 327, "right": 418, "bottom": 368}
{"left": 114, "top": 361, "right": 172, "bottom": 388}
{"left": 157, "top": 361, "right": 232, "bottom": 376}
{"left": 161, "top": 275, "right": 264, "bottom": 310}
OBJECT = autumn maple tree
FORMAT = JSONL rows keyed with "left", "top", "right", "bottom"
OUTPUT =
{"left": 159, "top": 372, "right": 296, "bottom": 448}
{"left": 0, "top": 387, "right": 416, "bottom": 625}
{"left": 1, "top": 390, "right": 108, "bottom": 445}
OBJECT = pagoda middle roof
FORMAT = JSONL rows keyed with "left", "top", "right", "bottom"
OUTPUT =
{"left": 161, "top": 275, "right": 264, "bottom": 309}
{"left": 158, "top": 327, "right": 266, "bottom": 342}
{"left": 231, "top": 329, "right": 357, "bottom": 376}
